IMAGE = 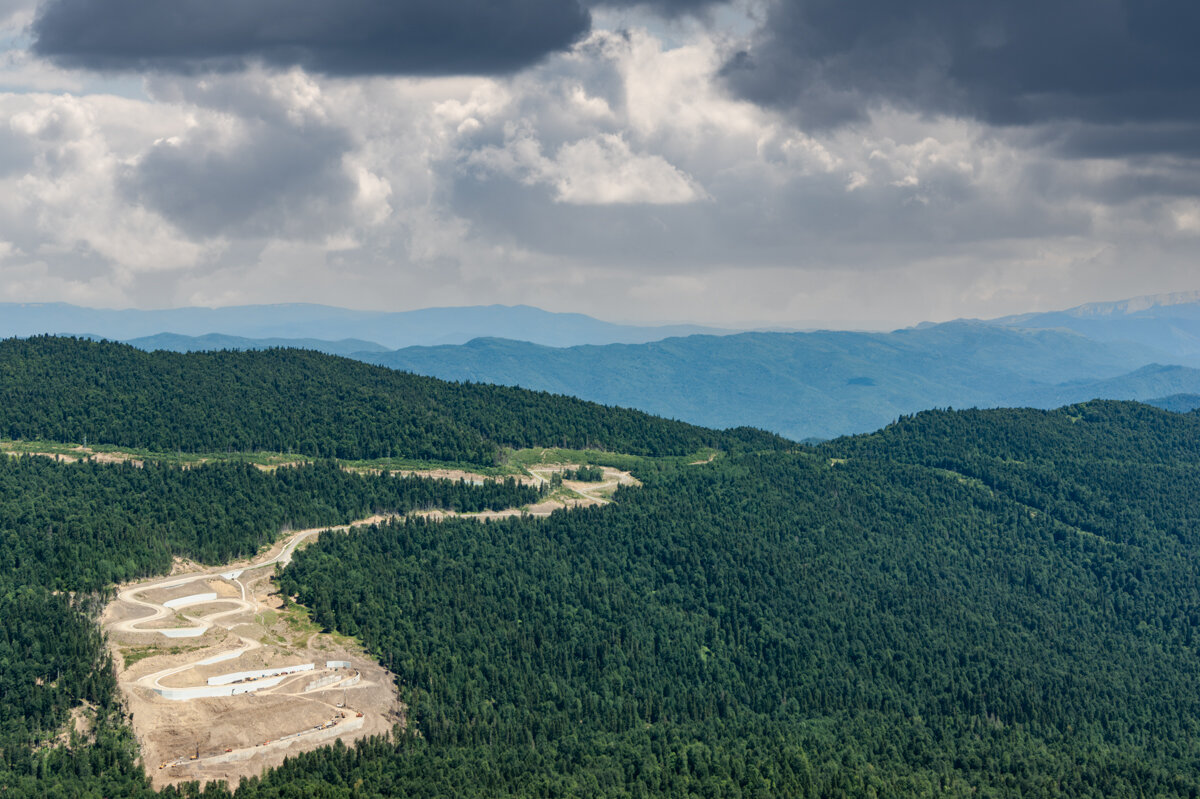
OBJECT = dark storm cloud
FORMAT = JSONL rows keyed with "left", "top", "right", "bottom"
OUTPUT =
{"left": 31, "top": 0, "right": 592, "bottom": 75}
{"left": 723, "top": 0, "right": 1200, "bottom": 149}
{"left": 589, "top": 0, "right": 722, "bottom": 16}
{"left": 120, "top": 113, "right": 356, "bottom": 239}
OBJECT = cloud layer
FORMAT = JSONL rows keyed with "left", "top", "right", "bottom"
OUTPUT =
{"left": 2, "top": 1, "right": 1199, "bottom": 327}
{"left": 32, "top": 0, "right": 592, "bottom": 75}
{"left": 724, "top": 0, "right": 1200, "bottom": 155}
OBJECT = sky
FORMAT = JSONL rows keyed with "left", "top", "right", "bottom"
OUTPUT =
{"left": 1, "top": 0, "right": 1199, "bottom": 328}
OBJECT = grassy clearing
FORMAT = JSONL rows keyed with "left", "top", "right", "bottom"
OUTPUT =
{"left": 279, "top": 604, "right": 321, "bottom": 636}
{"left": 0, "top": 438, "right": 308, "bottom": 468}
{"left": 1, "top": 438, "right": 524, "bottom": 476}
{"left": 507, "top": 446, "right": 719, "bottom": 478}
{"left": 1, "top": 438, "right": 717, "bottom": 484}
{"left": 121, "top": 647, "right": 161, "bottom": 668}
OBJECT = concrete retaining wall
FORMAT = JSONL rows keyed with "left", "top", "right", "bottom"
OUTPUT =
{"left": 197, "top": 648, "right": 245, "bottom": 666}
{"left": 325, "top": 660, "right": 352, "bottom": 669}
{"left": 341, "top": 673, "right": 361, "bottom": 687}
{"left": 158, "top": 627, "right": 206, "bottom": 638}
{"left": 186, "top": 716, "right": 366, "bottom": 765}
{"left": 154, "top": 675, "right": 287, "bottom": 700}
{"left": 305, "top": 673, "right": 341, "bottom": 692}
{"left": 207, "top": 663, "right": 314, "bottom": 686}
{"left": 164, "top": 592, "right": 218, "bottom": 609}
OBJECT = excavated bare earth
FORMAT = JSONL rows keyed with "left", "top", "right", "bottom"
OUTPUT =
{"left": 101, "top": 464, "right": 639, "bottom": 789}
{"left": 103, "top": 517, "right": 404, "bottom": 790}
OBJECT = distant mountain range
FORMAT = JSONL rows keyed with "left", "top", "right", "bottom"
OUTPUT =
{"left": 990, "top": 290, "right": 1200, "bottom": 365}
{"left": 0, "top": 302, "right": 733, "bottom": 350}
{"left": 359, "top": 321, "right": 1200, "bottom": 440}
{"left": 8, "top": 292, "right": 1200, "bottom": 440}
{"left": 1145, "top": 393, "right": 1200, "bottom": 413}
{"left": 121, "top": 332, "right": 392, "bottom": 357}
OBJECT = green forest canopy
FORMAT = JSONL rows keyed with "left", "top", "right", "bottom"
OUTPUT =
{"left": 6, "top": 335, "right": 1200, "bottom": 796}
{"left": 244, "top": 401, "right": 1200, "bottom": 796}
{"left": 0, "top": 337, "right": 785, "bottom": 464}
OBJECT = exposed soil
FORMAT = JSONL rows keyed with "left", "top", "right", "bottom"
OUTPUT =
{"left": 103, "top": 518, "right": 405, "bottom": 790}
{"left": 94, "top": 461, "right": 638, "bottom": 789}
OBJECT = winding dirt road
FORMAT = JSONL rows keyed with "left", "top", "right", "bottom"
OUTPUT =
{"left": 105, "top": 514, "right": 403, "bottom": 788}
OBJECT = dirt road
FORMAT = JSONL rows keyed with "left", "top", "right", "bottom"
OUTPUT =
{"left": 104, "top": 515, "right": 404, "bottom": 789}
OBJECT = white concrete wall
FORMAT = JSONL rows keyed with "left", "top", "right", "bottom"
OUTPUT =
{"left": 186, "top": 716, "right": 366, "bottom": 765}
{"left": 305, "top": 673, "right": 341, "bottom": 692}
{"left": 197, "top": 648, "right": 244, "bottom": 666}
{"left": 158, "top": 627, "right": 206, "bottom": 638}
{"left": 207, "top": 663, "right": 314, "bottom": 686}
{"left": 163, "top": 592, "right": 218, "bottom": 609}
{"left": 154, "top": 676, "right": 287, "bottom": 701}
{"left": 325, "top": 660, "right": 352, "bottom": 669}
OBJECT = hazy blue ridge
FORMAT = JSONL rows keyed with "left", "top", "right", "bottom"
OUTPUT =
{"left": 359, "top": 320, "right": 1185, "bottom": 440}
{"left": 0, "top": 302, "right": 734, "bottom": 349}
{"left": 1145, "top": 393, "right": 1200, "bottom": 413}
{"left": 122, "top": 332, "right": 391, "bottom": 357}
{"left": 988, "top": 292, "right": 1200, "bottom": 364}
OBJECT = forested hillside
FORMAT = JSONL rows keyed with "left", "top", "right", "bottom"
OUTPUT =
{"left": 237, "top": 401, "right": 1200, "bottom": 797}
{"left": 0, "top": 456, "right": 537, "bottom": 796}
{"left": 0, "top": 457, "right": 537, "bottom": 591}
{"left": 8, "top": 333, "right": 1200, "bottom": 797}
{"left": 0, "top": 337, "right": 781, "bottom": 463}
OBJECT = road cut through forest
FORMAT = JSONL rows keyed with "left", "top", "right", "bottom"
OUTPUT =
{"left": 102, "top": 461, "right": 640, "bottom": 789}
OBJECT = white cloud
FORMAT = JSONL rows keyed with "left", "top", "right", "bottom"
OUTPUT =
{"left": 0, "top": 91, "right": 211, "bottom": 274}
{"left": 552, "top": 134, "right": 706, "bottom": 204}
{"left": 470, "top": 126, "right": 707, "bottom": 205}
{"left": 0, "top": 8, "right": 1199, "bottom": 326}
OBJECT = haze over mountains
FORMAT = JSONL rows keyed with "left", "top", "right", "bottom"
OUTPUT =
{"left": 7, "top": 292, "right": 1200, "bottom": 441}
{"left": 0, "top": 302, "right": 732, "bottom": 351}
{"left": 363, "top": 323, "right": 1200, "bottom": 441}
{"left": 991, "top": 290, "right": 1200, "bottom": 364}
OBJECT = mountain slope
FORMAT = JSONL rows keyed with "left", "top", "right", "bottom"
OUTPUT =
{"left": 361, "top": 321, "right": 1178, "bottom": 440}
{"left": 0, "top": 302, "right": 732, "bottom": 349}
{"left": 1146, "top": 392, "right": 1200, "bottom": 413}
{"left": 6, "top": 334, "right": 1200, "bottom": 794}
{"left": 991, "top": 290, "right": 1200, "bottom": 363}
{"left": 122, "top": 332, "right": 391, "bottom": 357}
{"left": 264, "top": 400, "right": 1200, "bottom": 796}
{"left": 0, "top": 337, "right": 783, "bottom": 463}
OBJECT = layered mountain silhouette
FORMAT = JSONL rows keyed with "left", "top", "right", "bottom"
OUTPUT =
{"left": 9, "top": 293, "right": 1200, "bottom": 440}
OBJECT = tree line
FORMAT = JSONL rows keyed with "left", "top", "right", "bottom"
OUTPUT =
{"left": 0, "top": 337, "right": 787, "bottom": 464}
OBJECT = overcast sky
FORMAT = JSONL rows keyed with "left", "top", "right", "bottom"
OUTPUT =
{"left": 1, "top": 0, "right": 1199, "bottom": 328}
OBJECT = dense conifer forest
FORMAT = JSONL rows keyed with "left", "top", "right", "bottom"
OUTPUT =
{"left": 259, "top": 408, "right": 1200, "bottom": 797}
{"left": 0, "top": 455, "right": 535, "bottom": 796}
{"left": 6, "top": 339, "right": 1200, "bottom": 796}
{"left": 0, "top": 337, "right": 781, "bottom": 462}
{"left": 0, "top": 457, "right": 537, "bottom": 591}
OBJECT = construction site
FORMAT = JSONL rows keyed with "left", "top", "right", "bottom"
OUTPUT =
{"left": 102, "top": 517, "right": 405, "bottom": 789}
{"left": 101, "top": 462, "right": 638, "bottom": 789}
